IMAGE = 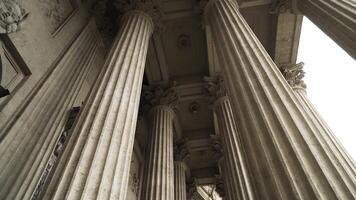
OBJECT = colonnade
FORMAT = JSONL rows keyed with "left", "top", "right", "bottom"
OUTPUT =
{"left": 0, "top": 0, "right": 355, "bottom": 199}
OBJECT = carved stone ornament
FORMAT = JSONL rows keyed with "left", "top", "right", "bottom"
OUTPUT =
{"left": 270, "top": 0, "right": 300, "bottom": 14}
{"left": 280, "top": 62, "right": 307, "bottom": 89}
{"left": 174, "top": 139, "right": 190, "bottom": 162}
{"left": 0, "top": 0, "right": 28, "bottom": 33}
{"left": 203, "top": 76, "right": 227, "bottom": 103}
{"left": 210, "top": 135, "right": 223, "bottom": 160}
{"left": 142, "top": 83, "right": 179, "bottom": 110}
{"left": 116, "top": 0, "right": 164, "bottom": 32}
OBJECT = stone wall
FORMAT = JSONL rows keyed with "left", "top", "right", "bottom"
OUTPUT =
{"left": 0, "top": 0, "right": 102, "bottom": 130}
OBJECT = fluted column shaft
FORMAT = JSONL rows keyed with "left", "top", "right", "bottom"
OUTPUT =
{"left": 213, "top": 96, "right": 256, "bottom": 200}
{"left": 293, "top": 87, "right": 356, "bottom": 175}
{"left": 174, "top": 161, "right": 187, "bottom": 200}
{"left": 205, "top": 0, "right": 356, "bottom": 199}
{"left": 142, "top": 105, "right": 175, "bottom": 200}
{"left": 0, "top": 20, "right": 102, "bottom": 200}
{"left": 297, "top": 0, "right": 356, "bottom": 59}
{"left": 44, "top": 11, "right": 153, "bottom": 200}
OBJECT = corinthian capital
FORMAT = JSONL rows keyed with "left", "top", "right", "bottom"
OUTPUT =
{"left": 203, "top": 76, "right": 227, "bottom": 103}
{"left": 270, "top": 0, "right": 300, "bottom": 14}
{"left": 174, "top": 139, "right": 190, "bottom": 162}
{"left": 142, "top": 83, "right": 179, "bottom": 110}
{"left": 280, "top": 62, "right": 307, "bottom": 89}
{"left": 116, "top": 0, "right": 164, "bottom": 32}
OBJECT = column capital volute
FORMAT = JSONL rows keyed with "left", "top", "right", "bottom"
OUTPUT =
{"left": 203, "top": 75, "right": 228, "bottom": 106}
{"left": 141, "top": 83, "right": 180, "bottom": 115}
{"left": 280, "top": 62, "right": 307, "bottom": 90}
{"left": 174, "top": 139, "right": 191, "bottom": 162}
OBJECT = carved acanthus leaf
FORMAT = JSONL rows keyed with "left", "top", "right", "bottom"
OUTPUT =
{"left": 142, "top": 83, "right": 179, "bottom": 110}
{"left": 280, "top": 62, "right": 307, "bottom": 89}
{"left": 174, "top": 139, "right": 190, "bottom": 162}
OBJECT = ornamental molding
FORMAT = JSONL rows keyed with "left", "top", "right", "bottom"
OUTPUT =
{"left": 0, "top": 0, "right": 28, "bottom": 33}
{"left": 280, "top": 62, "right": 307, "bottom": 89}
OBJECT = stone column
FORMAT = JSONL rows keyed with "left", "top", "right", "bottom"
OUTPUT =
{"left": 174, "top": 141, "right": 190, "bottom": 200}
{"left": 205, "top": 77, "right": 256, "bottom": 200}
{"left": 205, "top": 0, "right": 356, "bottom": 199}
{"left": 281, "top": 62, "right": 356, "bottom": 178}
{"left": 297, "top": 0, "right": 356, "bottom": 59}
{"left": 141, "top": 86, "right": 178, "bottom": 200}
{"left": 43, "top": 10, "right": 154, "bottom": 200}
{"left": 0, "top": 20, "right": 102, "bottom": 200}
{"left": 174, "top": 162, "right": 187, "bottom": 200}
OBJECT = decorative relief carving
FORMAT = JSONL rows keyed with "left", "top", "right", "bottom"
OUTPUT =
{"left": 37, "top": 0, "right": 77, "bottom": 34}
{"left": 174, "top": 139, "right": 190, "bottom": 162}
{"left": 0, "top": 0, "right": 28, "bottom": 33}
{"left": 203, "top": 76, "right": 227, "bottom": 103}
{"left": 280, "top": 62, "right": 307, "bottom": 89}
{"left": 210, "top": 135, "right": 223, "bottom": 160}
{"left": 141, "top": 83, "right": 179, "bottom": 111}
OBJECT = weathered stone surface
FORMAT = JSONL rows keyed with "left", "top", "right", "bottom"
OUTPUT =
{"left": 205, "top": 0, "right": 356, "bottom": 199}
{"left": 0, "top": 20, "right": 103, "bottom": 200}
{"left": 43, "top": 10, "right": 153, "bottom": 200}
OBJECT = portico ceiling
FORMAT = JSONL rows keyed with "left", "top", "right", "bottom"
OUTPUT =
{"left": 142, "top": 0, "right": 302, "bottom": 183}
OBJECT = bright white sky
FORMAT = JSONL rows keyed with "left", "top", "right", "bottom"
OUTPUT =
{"left": 297, "top": 17, "right": 356, "bottom": 161}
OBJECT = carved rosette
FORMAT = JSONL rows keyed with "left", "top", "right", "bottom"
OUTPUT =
{"left": 280, "top": 62, "right": 307, "bottom": 89}
{"left": 203, "top": 76, "right": 227, "bottom": 104}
